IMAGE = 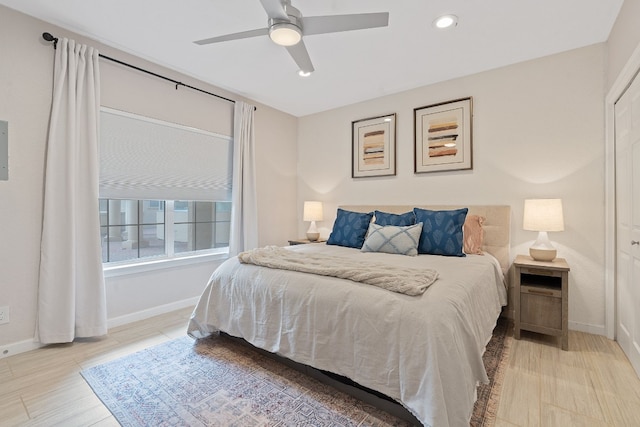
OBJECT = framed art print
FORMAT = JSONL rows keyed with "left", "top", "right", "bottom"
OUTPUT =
{"left": 414, "top": 97, "right": 472, "bottom": 173}
{"left": 352, "top": 113, "right": 396, "bottom": 178}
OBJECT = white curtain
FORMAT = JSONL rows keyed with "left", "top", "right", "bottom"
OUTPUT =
{"left": 36, "top": 38, "right": 107, "bottom": 344}
{"left": 229, "top": 101, "right": 258, "bottom": 255}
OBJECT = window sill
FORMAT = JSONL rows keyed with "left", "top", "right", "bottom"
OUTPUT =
{"left": 103, "top": 251, "right": 229, "bottom": 278}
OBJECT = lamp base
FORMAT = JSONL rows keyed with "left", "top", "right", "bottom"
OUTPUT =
{"left": 306, "top": 220, "right": 319, "bottom": 241}
{"left": 529, "top": 247, "right": 557, "bottom": 262}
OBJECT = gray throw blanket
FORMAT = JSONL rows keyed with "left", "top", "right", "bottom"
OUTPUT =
{"left": 238, "top": 246, "right": 438, "bottom": 296}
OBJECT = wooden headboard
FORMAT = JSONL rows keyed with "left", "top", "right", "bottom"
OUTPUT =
{"left": 340, "top": 205, "right": 511, "bottom": 274}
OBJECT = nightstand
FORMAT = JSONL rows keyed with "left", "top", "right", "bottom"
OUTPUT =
{"left": 513, "top": 254, "right": 570, "bottom": 350}
{"left": 287, "top": 239, "right": 326, "bottom": 245}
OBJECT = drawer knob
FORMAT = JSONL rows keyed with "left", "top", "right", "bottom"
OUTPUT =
{"left": 632, "top": 240, "right": 640, "bottom": 246}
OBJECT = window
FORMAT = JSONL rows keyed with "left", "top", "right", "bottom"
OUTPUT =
{"left": 99, "top": 108, "right": 233, "bottom": 266}
{"left": 100, "top": 199, "right": 231, "bottom": 264}
{"left": 100, "top": 199, "right": 164, "bottom": 263}
{"left": 173, "top": 201, "right": 231, "bottom": 253}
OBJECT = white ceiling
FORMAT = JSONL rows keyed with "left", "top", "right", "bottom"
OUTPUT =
{"left": 0, "top": 0, "right": 624, "bottom": 117}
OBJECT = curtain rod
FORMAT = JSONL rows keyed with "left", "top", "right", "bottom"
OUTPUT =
{"left": 42, "top": 32, "right": 254, "bottom": 109}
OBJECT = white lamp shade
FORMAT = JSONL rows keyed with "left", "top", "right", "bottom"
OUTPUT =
{"left": 523, "top": 199, "right": 564, "bottom": 232}
{"left": 303, "top": 201, "right": 323, "bottom": 222}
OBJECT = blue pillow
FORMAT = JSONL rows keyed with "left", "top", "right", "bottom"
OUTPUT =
{"left": 413, "top": 207, "right": 468, "bottom": 257}
{"left": 374, "top": 210, "right": 416, "bottom": 226}
{"left": 327, "top": 208, "right": 373, "bottom": 249}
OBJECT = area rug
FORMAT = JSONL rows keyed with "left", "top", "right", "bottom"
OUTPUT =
{"left": 471, "top": 317, "right": 511, "bottom": 427}
{"left": 81, "top": 320, "right": 510, "bottom": 426}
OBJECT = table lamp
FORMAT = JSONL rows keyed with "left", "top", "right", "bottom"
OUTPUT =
{"left": 523, "top": 198, "right": 564, "bottom": 262}
{"left": 303, "top": 201, "right": 323, "bottom": 241}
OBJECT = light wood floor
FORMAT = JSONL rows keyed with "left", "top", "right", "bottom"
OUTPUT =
{"left": 1, "top": 308, "right": 639, "bottom": 426}
{"left": 496, "top": 329, "right": 640, "bottom": 426}
{"left": 0, "top": 307, "right": 192, "bottom": 426}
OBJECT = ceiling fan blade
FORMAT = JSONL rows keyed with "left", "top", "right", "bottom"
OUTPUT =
{"left": 301, "top": 12, "right": 389, "bottom": 36}
{"left": 259, "top": 0, "right": 288, "bottom": 20}
{"left": 194, "top": 28, "right": 269, "bottom": 45}
{"left": 285, "top": 40, "right": 315, "bottom": 73}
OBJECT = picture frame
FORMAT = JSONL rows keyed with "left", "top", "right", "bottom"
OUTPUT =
{"left": 352, "top": 113, "right": 396, "bottom": 178}
{"left": 414, "top": 97, "right": 472, "bottom": 173}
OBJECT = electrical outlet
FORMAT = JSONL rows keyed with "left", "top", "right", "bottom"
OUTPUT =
{"left": 0, "top": 306, "right": 9, "bottom": 325}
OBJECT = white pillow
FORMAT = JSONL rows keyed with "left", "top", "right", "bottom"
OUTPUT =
{"left": 361, "top": 223, "right": 423, "bottom": 256}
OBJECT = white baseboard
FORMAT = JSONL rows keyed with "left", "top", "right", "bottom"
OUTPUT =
{"left": 107, "top": 297, "right": 199, "bottom": 329}
{"left": 569, "top": 320, "right": 607, "bottom": 336}
{"left": 0, "top": 338, "right": 44, "bottom": 360}
{"left": 0, "top": 297, "right": 199, "bottom": 360}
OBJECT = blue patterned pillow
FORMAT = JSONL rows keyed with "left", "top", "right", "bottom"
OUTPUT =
{"left": 327, "top": 208, "right": 374, "bottom": 249}
{"left": 374, "top": 210, "right": 416, "bottom": 226}
{"left": 413, "top": 207, "right": 468, "bottom": 257}
{"left": 361, "top": 223, "right": 423, "bottom": 256}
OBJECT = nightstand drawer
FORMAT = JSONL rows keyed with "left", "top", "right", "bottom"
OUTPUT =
{"left": 520, "top": 267, "right": 563, "bottom": 278}
{"left": 520, "top": 292, "right": 562, "bottom": 330}
{"left": 521, "top": 285, "right": 562, "bottom": 298}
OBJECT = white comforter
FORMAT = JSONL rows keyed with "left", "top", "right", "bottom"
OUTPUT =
{"left": 188, "top": 244, "right": 507, "bottom": 427}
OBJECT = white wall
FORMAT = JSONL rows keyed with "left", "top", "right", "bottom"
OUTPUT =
{"left": 606, "top": 0, "right": 640, "bottom": 91}
{"left": 297, "top": 44, "right": 607, "bottom": 334}
{"left": 0, "top": 5, "right": 298, "bottom": 353}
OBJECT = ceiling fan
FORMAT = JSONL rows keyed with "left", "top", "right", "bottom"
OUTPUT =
{"left": 194, "top": 0, "right": 389, "bottom": 75}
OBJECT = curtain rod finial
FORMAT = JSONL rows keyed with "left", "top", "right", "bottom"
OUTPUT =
{"left": 42, "top": 32, "right": 58, "bottom": 48}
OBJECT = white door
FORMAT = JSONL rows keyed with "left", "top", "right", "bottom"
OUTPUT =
{"left": 615, "top": 71, "right": 640, "bottom": 377}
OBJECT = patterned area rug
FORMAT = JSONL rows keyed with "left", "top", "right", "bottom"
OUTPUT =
{"left": 81, "top": 320, "right": 510, "bottom": 426}
{"left": 471, "top": 317, "right": 511, "bottom": 427}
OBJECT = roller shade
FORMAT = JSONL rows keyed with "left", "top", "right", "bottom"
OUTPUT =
{"left": 99, "top": 108, "right": 232, "bottom": 201}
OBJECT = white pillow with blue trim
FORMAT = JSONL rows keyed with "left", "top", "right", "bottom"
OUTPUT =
{"left": 361, "top": 222, "right": 423, "bottom": 256}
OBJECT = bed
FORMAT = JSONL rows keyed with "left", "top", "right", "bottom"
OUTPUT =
{"left": 188, "top": 205, "right": 511, "bottom": 427}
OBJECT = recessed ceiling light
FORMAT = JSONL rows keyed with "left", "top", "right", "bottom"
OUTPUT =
{"left": 433, "top": 14, "right": 457, "bottom": 29}
{"left": 298, "top": 70, "right": 312, "bottom": 77}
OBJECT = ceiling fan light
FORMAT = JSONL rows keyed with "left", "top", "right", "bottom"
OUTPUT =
{"left": 269, "top": 23, "right": 302, "bottom": 46}
{"left": 298, "top": 70, "right": 312, "bottom": 77}
{"left": 434, "top": 14, "right": 457, "bottom": 29}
